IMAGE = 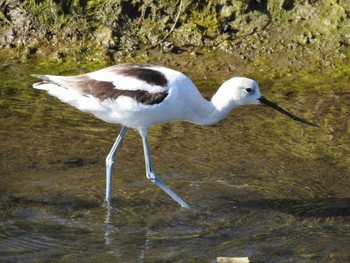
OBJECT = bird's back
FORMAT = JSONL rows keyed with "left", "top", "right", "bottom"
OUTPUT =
{"left": 32, "top": 63, "right": 202, "bottom": 129}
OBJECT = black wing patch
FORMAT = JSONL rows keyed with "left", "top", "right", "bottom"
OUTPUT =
{"left": 115, "top": 89, "right": 169, "bottom": 105}
{"left": 78, "top": 78, "right": 168, "bottom": 105}
{"left": 116, "top": 66, "right": 169, "bottom": 87}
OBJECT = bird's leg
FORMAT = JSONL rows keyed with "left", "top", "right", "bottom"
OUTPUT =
{"left": 141, "top": 135, "right": 190, "bottom": 209}
{"left": 104, "top": 126, "right": 128, "bottom": 208}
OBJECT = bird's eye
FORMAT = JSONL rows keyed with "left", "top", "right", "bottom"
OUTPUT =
{"left": 245, "top": 88, "right": 253, "bottom": 93}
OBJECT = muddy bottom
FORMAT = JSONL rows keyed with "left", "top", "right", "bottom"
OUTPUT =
{"left": 0, "top": 58, "right": 349, "bottom": 262}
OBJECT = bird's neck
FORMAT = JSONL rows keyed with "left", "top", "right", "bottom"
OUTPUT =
{"left": 187, "top": 87, "right": 237, "bottom": 126}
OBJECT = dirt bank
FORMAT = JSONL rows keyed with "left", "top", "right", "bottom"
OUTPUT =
{"left": 1, "top": 0, "right": 350, "bottom": 75}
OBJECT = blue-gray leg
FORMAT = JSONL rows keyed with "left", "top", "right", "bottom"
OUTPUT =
{"left": 104, "top": 126, "right": 128, "bottom": 208}
{"left": 141, "top": 135, "right": 190, "bottom": 209}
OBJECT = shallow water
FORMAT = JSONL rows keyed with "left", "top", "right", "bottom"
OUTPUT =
{"left": 0, "top": 61, "right": 349, "bottom": 262}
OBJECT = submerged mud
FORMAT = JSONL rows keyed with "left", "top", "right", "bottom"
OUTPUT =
{"left": 0, "top": 59, "right": 349, "bottom": 262}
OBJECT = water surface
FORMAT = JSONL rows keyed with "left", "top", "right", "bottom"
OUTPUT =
{"left": 0, "top": 61, "right": 349, "bottom": 262}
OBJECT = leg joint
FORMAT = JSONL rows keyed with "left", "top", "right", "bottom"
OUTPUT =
{"left": 106, "top": 156, "right": 114, "bottom": 167}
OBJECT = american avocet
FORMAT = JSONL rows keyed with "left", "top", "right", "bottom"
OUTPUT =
{"left": 32, "top": 63, "right": 317, "bottom": 209}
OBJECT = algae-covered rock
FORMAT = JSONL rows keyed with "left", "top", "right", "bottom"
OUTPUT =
{"left": 0, "top": 0, "right": 349, "bottom": 72}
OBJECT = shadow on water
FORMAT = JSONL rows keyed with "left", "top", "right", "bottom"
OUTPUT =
{"left": 2, "top": 191, "right": 349, "bottom": 262}
{"left": 228, "top": 197, "right": 350, "bottom": 218}
{"left": 0, "top": 61, "right": 350, "bottom": 262}
{"left": 4, "top": 192, "right": 350, "bottom": 218}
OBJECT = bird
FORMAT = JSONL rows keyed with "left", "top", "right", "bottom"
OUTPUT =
{"left": 31, "top": 63, "right": 318, "bottom": 209}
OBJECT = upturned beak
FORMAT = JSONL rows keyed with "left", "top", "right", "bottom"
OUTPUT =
{"left": 258, "top": 96, "right": 318, "bottom": 127}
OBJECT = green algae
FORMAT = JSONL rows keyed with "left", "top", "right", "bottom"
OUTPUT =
{"left": 0, "top": 0, "right": 349, "bottom": 74}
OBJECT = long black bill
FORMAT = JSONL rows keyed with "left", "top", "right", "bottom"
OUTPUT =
{"left": 259, "top": 96, "right": 318, "bottom": 127}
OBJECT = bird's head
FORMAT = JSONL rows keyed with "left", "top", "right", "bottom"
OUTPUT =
{"left": 223, "top": 77, "right": 262, "bottom": 105}
{"left": 222, "top": 77, "right": 318, "bottom": 127}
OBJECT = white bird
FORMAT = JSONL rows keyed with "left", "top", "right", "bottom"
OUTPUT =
{"left": 32, "top": 63, "right": 317, "bottom": 209}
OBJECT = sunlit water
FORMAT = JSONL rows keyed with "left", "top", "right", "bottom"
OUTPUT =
{"left": 0, "top": 61, "right": 349, "bottom": 262}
